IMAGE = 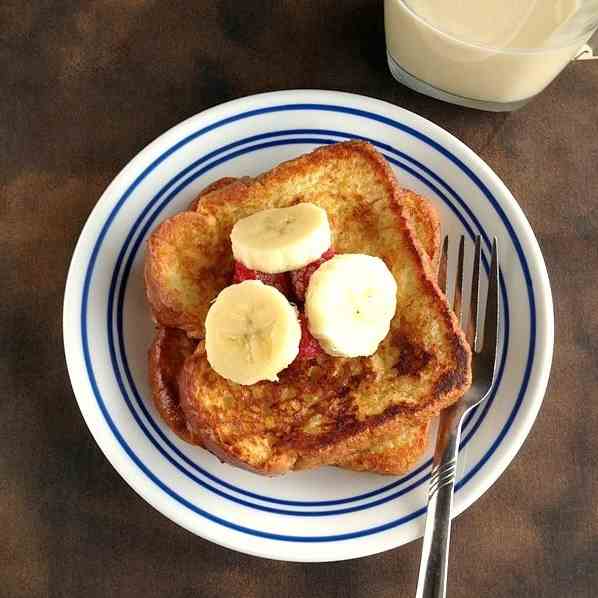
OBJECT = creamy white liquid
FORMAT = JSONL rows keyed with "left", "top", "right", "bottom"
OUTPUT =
{"left": 385, "top": 0, "right": 594, "bottom": 103}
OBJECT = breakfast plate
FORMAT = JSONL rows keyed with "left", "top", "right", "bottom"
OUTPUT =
{"left": 63, "top": 90, "right": 553, "bottom": 562}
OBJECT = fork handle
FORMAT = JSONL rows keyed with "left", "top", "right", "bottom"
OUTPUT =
{"left": 415, "top": 403, "right": 464, "bottom": 598}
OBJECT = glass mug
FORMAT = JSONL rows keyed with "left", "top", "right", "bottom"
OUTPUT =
{"left": 385, "top": 0, "right": 598, "bottom": 111}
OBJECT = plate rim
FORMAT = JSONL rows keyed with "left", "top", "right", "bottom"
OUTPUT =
{"left": 63, "top": 89, "right": 554, "bottom": 562}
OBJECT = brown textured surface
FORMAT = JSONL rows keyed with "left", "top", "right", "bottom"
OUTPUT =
{"left": 148, "top": 326, "right": 200, "bottom": 445}
{"left": 1, "top": 1, "right": 596, "bottom": 597}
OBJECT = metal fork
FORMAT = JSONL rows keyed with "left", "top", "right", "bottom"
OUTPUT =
{"left": 415, "top": 235, "right": 500, "bottom": 598}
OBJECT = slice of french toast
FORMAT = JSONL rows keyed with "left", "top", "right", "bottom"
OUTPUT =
{"left": 145, "top": 141, "right": 470, "bottom": 475}
{"left": 335, "top": 187, "right": 440, "bottom": 475}
{"left": 150, "top": 320, "right": 432, "bottom": 475}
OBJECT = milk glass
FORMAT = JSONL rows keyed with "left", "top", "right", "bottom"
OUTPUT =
{"left": 385, "top": 0, "right": 598, "bottom": 111}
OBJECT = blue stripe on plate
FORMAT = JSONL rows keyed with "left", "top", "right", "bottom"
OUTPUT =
{"left": 81, "top": 104, "right": 535, "bottom": 541}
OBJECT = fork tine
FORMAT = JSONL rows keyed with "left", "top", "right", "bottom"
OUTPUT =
{"left": 466, "top": 236, "right": 482, "bottom": 350}
{"left": 438, "top": 236, "right": 449, "bottom": 294}
{"left": 453, "top": 236, "right": 465, "bottom": 324}
{"left": 481, "top": 238, "right": 500, "bottom": 373}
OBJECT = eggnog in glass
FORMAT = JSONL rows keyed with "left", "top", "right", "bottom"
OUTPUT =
{"left": 385, "top": 0, "right": 598, "bottom": 110}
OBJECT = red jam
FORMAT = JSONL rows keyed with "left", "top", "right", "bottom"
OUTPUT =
{"left": 290, "top": 248, "right": 335, "bottom": 302}
{"left": 296, "top": 312, "right": 323, "bottom": 360}
{"left": 233, "top": 260, "right": 292, "bottom": 297}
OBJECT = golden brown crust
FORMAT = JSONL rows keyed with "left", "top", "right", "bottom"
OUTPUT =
{"left": 397, "top": 189, "right": 441, "bottom": 274}
{"left": 387, "top": 188, "right": 471, "bottom": 418}
{"left": 187, "top": 176, "right": 251, "bottom": 211}
{"left": 145, "top": 141, "right": 472, "bottom": 475}
{"left": 148, "top": 327, "right": 202, "bottom": 445}
{"left": 335, "top": 421, "right": 430, "bottom": 475}
{"left": 145, "top": 177, "right": 253, "bottom": 337}
{"left": 144, "top": 211, "right": 234, "bottom": 336}
{"left": 178, "top": 344, "right": 299, "bottom": 475}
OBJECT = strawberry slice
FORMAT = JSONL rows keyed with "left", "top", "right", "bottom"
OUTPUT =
{"left": 296, "top": 312, "right": 323, "bottom": 360}
{"left": 290, "top": 248, "right": 335, "bottom": 302}
{"left": 233, "top": 260, "right": 292, "bottom": 297}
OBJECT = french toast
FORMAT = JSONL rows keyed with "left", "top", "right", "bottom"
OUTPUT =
{"left": 149, "top": 324, "right": 431, "bottom": 475}
{"left": 148, "top": 177, "right": 440, "bottom": 475}
{"left": 146, "top": 141, "right": 471, "bottom": 475}
{"left": 336, "top": 422, "right": 430, "bottom": 474}
{"left": 149, "top": 326, "right": 201, "bottom": 445}
{"left": 335, "top": 188, "right": 440, "bottom": 474}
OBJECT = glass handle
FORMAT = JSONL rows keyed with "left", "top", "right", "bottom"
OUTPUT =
{"left": 573, "top": 44, "right": 597, "bottom": 59}
{"left": 574, "top": 30, "right": 598, "bottom": 60}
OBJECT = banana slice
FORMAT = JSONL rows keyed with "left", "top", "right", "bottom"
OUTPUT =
{"left": 305, "top": 254, "right": 397, "bottom": 358}
{"left": 205, "top": 280, "right": 301, "bottom": 385}
{"left": 230, "top": 203, "right": 331, "bottom": 274}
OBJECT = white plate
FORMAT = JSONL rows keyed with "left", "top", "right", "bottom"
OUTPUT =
{"left": 63, "top": 90, "right": 553, "bottom": 562}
